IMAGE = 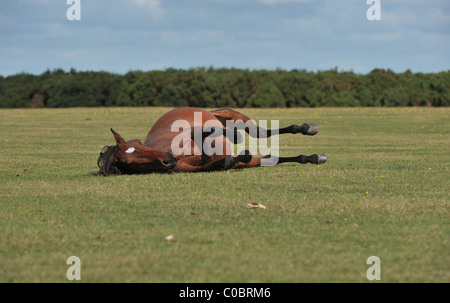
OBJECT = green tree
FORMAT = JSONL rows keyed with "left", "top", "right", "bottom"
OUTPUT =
{"left": 248, "top": 82, "right": 285, "bottom": 108}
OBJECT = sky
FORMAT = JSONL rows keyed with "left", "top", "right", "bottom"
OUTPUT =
{"left": 0, "top": 0, "right": 449, "bottom": 76}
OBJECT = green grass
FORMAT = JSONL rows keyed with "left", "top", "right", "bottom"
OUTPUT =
{"left": 0, "top": 107, "right": 449, "bottom": 282}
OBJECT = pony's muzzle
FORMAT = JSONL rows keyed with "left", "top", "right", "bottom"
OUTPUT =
{"left": 161, "top": 151, "right": 178, "bottom": 168}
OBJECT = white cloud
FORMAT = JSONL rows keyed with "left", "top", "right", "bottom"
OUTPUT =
{"left": 131, "top": 0, "right": 165, "bottom": 20}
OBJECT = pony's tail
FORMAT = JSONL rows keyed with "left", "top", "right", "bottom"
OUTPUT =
{"left": 95, "top": 145, "right": 122, "bottom": 176}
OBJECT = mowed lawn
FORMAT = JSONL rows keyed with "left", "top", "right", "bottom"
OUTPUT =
{"left": 0, "top": 107, "right": 448, "bottom": 283}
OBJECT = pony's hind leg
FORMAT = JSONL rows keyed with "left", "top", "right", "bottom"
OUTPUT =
{"left": 210, "top": 108, "right": 319, "bottom": 138}
{"left": 277, "top": 154, "right": 327, "bottom": 165}
{"left": 234, "top": 154, "right": 327, "bottom": 169}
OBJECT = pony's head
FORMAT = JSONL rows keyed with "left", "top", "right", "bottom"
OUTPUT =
{"left": 96, "top": 129, "right": 178, "bottom": 175}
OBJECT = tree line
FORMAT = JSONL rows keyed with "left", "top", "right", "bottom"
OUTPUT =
{"left": 0, "top": 67, "right": 448, "bottom": 108}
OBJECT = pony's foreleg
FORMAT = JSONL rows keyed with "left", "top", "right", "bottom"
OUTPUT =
{"left": 173, "top": 152, "right": 252, "bottom": 172}
{"left": 234, "top": 154, "right": 327, "bottom": 168}
{"left": 210, "top": 108, "right": 319, "bottom": 138}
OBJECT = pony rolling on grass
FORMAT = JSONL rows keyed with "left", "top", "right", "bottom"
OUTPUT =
{"left": 96, "top": 107, "right": 327, "bottom": 175}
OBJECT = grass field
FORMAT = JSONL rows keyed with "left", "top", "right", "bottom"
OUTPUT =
{"left": 0, "top": 107, "right": 449, "bottom": 283}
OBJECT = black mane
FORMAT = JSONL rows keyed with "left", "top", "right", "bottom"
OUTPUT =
{"left": 96, "top": 145, "right": 121, "bottom": 176}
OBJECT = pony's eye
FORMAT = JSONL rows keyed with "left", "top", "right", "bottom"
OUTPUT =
{"left": 125, "top": 147, "right": 136, "bottom": 154}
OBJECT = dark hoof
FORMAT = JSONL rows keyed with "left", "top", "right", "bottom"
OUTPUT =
{"left": 237, "top": 150, "right": 252, "bottom": 163}
{"left": 222, "top": 151, "right": 253, "bottom": 170}
{"left": 223, "top": 157, "right": 237, "bottom": 170}
{"left": 311, "top": 154, "right": 327, "bottom": 164}
{"left": 301, "top": 123, "right": 319, "bottom": 136}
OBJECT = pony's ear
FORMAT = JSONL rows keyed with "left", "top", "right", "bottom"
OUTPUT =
{"left": 111, "top": 128, "right": 125, "bottom": 145}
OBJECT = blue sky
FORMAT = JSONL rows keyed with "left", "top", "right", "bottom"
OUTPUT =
{"left": 1, "top": 0, "right": 449, "bottom": 76}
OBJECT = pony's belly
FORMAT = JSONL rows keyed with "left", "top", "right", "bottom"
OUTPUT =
{"left": 173, "top": 134, "right": 232, "bottom": 159}
{"left": 147, "top": 132, "right": 233, "bottom": 159}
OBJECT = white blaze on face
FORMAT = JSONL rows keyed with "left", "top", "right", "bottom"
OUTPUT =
{"left": 126, "top": 147, "right": 136, "bottom": 154}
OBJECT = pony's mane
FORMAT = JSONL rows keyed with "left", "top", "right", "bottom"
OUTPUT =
{"left": 96, "top": 145, "right": 122, "bottom": 176}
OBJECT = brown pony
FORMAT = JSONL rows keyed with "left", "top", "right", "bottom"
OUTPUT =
{"left": 97, "top": 107, "right": 327, "bottom": 175}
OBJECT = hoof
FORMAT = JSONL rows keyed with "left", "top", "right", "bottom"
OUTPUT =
{"left": 237, "top": 150, "right": 252, "bottom": 163}
{"left": 311, "top": 154, "right": 327, "bottom": 164}
{"left": 223, "top": 157, "right": 237, "bottom": 170}
{"left": 301, "top": 123, "right": 319, "bottom": 136}
{"left": 223, "top": 151, "right": 252, "bottom": 170}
